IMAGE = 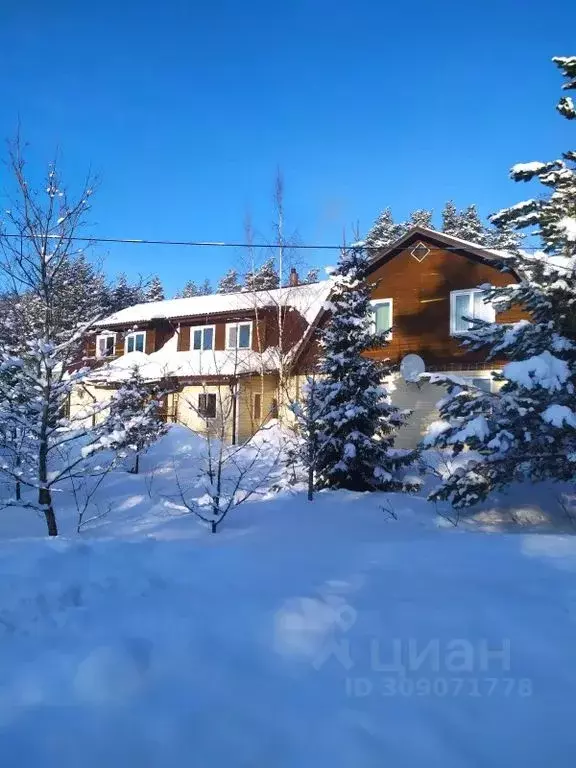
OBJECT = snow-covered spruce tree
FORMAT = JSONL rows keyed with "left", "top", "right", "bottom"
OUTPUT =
{"left": 199, "top": 278, "right": 213, "bottom": 295}
{"left": 364, "top": 207, "right": 406, "bottom": 248}
{"left": 98, "top": 366, "right": 167, "bottom": 474}
{"left": 408, "top": 209, "right": 433, "bottom": 229}
{"left": 178, "top": 280, "right": 199, "bottom": 298}
{"left": 304, "top": 267, "right": 319, "bottom": 283}
{"left": 441, "top": 201, "right": 461, "bottom": 237}
{"left": 486, "top": 221, "right": 523, "bottom": 252}
{"left": 312, "top": 245, "right": 414, "bottom": 491}
{"left": 145, "top": 275, "right": 165, "bottom": 302}
{"left": 244, "top": 257, "right": 280, "bottom": 291}
{"left": 424, "top": 55, "right": 576, "bottom": 508}
{"left": 109, "top": 273, "right": 146, "bottom": 313}
{"left": 218, "top": 268, "right": 242, "bottom": 294}
{"left": 0, "top": 140, "right": 120, "bottom": 535}
{"left": 457, "top": 204, "right": 487, "bottom": 244}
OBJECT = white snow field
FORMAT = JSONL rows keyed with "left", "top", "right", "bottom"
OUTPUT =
{"left": 1, "top": 425, "right": 576, "bottom": 766}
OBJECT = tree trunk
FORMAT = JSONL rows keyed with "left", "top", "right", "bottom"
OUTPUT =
{"left": 133, "top": 453, "right": 140, "bottom": 474}
{"left": 39, "top": 487, "right": 58, "bottom": 536}
{"left": 38, "top": 390, "right": 57, "bottom": 536}
{"left": 307, "top": 464, "right": 314, "bottom": 502}
{"left": 15, "top": 481, "right": 21, "bottom": 501}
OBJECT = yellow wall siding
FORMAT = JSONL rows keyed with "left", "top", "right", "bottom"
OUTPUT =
{"left": 280, "top": 374, "right": 307, "bottom": 427}
{"left": 69, "top": 385, "right": 114, "bottom": 427}
{"left": 388, "top": 369, "right": 501, "bottom": 448}
{"left": 176, "top": 384, "right": 237, "bottom": 443}
{"left": 237, "top": 374, "right": 279, "bottom": 443}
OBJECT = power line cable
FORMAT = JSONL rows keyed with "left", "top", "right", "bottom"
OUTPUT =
{"left": 0, "top": 231, "right": 553, "bottom": 252}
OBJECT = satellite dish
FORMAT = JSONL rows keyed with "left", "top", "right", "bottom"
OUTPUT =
{"left": 400, "top": 354, "right": 426, "bottom": 383}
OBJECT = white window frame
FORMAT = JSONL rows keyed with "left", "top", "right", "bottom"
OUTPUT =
{"left": 226, "top": 321, "right": 253, "bottom": 350}
{"left": 369, "top": 298, "right": 393, "bottom": 339}
{"left": 96, "top": 332, "right": 117, "bottom": 358}
{"left": 191, "top": 325, "right": 216, "bottom": 351}
{"left": 463, "top": 375, "right": 493, "bottom": 394}
{"left": 124, "top": 331, "right": 147, "bottom": 354}
{"left": 450, "top": 289, "right": 495, "bottom": 336}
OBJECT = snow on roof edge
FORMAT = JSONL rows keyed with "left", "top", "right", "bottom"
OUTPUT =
{"left": 96, "top": 280, "right": 334, "bottom": 328}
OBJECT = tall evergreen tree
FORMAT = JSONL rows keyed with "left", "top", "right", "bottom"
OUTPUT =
{"left": 199, "top": 278, "right": 213, "bottom": 296}
{"left": 109, "top": 273, "right": 145, "bottom": 313}
{"left": 245, "top": 257, "right": 280, "bottom": 291}
{"left": 304, "top": 268, "right": 319, "bottom": 283}
{"left": 178, "top": 280, "right": 199, "bottom": 298}
{"left": 217, "top": 269, "right": 242, "bottom": 294}
{"left": 486, "top": 221, "right": 523, "bottom": 252}
{"left": 364, "top": 207, "right": 406, "bottom": 248}
{"left": 408, "top": 209, "right": 433, "bottom": 229}
{"left": 311, "top": 246, "right": 413, "bottom": 491}
{"left": 441, "top": 201, "right": 461, "bottom": 237}
{"left": 145, "top": 275, "right": 165, "bottom": 302}
{"left": 457, "top": 204, "right": 487, "bottom": 244}
{"left": 424, "top": 55, "right": 576, "bottom": 508}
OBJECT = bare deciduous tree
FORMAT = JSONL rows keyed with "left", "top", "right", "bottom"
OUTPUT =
{"left": 0, "top": 137, "right": 116, "bottom": 535}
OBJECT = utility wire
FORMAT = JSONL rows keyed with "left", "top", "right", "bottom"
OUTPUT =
{"left": 0, "top": 232, "right": 552, "bottom": 251}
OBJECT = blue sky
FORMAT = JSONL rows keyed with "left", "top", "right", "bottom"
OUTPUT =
{"left": 1, "top": 0, "right": 574, "bottom": 295}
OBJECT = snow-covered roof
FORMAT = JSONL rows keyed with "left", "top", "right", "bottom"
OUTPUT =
{"left": 96, "top": 281, "right": 333, "bottom": 328}
{"left": 89, "top": 347, "right": 283, "bottom": 383}
{"left": 368, "top": 226, "right": 512, "bottom": 265}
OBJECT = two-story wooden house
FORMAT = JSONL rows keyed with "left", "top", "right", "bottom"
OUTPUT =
{"left": 74, "top": 226, "right": 525, "bottom": 447}
{"left": 73, "top": 278, "right": 332, "bottom": 444}
{"left": 290, "top": 226, "right": 525, "bottom": 446}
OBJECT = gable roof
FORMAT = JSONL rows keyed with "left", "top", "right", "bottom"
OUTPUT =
{"left": 366, "top": 226, "right": 510, "bottom": 272}
{"left": 96, "top": 280, "right": 333, "bottom": 328}
{"left": 290, "top": 227, "right": 515, "bottom": 370}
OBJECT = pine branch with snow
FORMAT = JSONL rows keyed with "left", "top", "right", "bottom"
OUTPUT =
{"left": 424, "top": 56, "right": 576, "bottom": 507}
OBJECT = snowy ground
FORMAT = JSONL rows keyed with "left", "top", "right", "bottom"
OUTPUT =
{"left": 1, "top": 426, "right": 576, "bottom": 765}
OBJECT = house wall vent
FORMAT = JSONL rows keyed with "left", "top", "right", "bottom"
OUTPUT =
{"left": 410, "top": 242, "right": 430, "bottom": 263}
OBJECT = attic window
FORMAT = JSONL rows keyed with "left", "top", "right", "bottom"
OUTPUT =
{"left": 410, "top": 242, "right": 430, "bottom": 263}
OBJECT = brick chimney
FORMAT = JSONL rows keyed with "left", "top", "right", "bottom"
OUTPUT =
{"left": 289, "top": 267, "right": 299, "bottom": 287}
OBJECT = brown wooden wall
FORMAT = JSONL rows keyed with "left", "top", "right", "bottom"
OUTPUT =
{"left": 294, "top": 240, "right": 528, "bottom": 374}
{"left": 175, "top": 309, "right": 302, "bottom": 353}
{"left": 364, "top": 242, "right": 526, "bottom": 368}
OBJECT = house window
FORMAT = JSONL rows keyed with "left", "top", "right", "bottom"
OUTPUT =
{"left": 198, "top": 393, "right": 217, "bottom": 418}
{"left": 468, "top": 377, "right": 492, "bottom": 393}
{"left": 192, "top": 326, "right": 215, "bottom": 351}
{"left": 370, "top": 299, "right": 393, "bottom": 338}
{"left": 96, "top": 333, "right": 116, "bottom": 358}
{"left": 226, "top": 321, "right": 252, "bottom": 350}
{"left": 125, "top": 331, "right": 146, "bottom": 354}
{"left": 253, "top": 393, "right": 262, "bottom": 421}
{"left": 450, "top": 289, "right": 495, "bottom": 335}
